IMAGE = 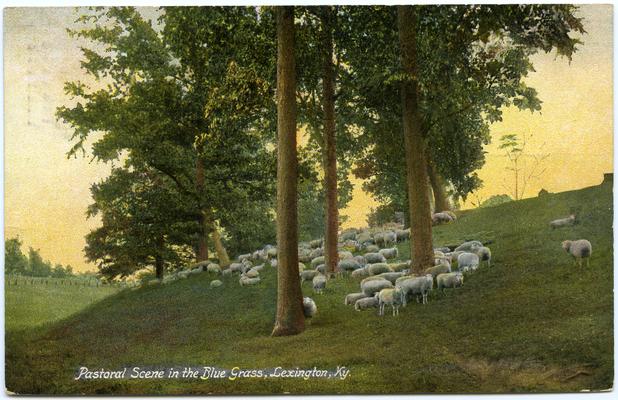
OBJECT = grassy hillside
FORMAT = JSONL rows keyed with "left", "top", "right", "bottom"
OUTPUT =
{"left": 5, "top": 281, "right": 120, "bottom": 331}
{"left": 5, "top": 182, "right": 613, "bottom": 394}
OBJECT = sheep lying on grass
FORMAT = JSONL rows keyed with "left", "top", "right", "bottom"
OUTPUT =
{"left": 561, "top": 239, "right": 592, "bottom": 267}
{"left": 206, "top": 264, "right": 221, "bottom": 274}
{"left": 210, "top": 280, "right": 223, "bottom": 288}
{"left": 344, "top": 292, "right": 368, "bottom": 305}
{"left": 354, "top": 296, "right": 379, "bottom": 311}
{"left": 436, "top": 272, "right": 464, "bottom": 291}
{"left": 303, "top": 297, "right": 317, "bottom": 318}
{"left": 550, "top": 214, "right": 576, "bottom": 229}
{"left": 378, "top": 287, "right": 403, "bottom": 316}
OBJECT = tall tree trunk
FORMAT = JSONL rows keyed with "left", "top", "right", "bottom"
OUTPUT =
{"left": 272, "top": 6, "right": 305, "bottom": 337}
{"left": 212, "top": 223, "right": 230, "bottom": 267}
{"left": 398, "top": 6, "right": 434, "bottom": 274}
{"left": 155, "top": 254, "right": 164, "bottom": 280}
{"left": 427, "top": 159, "right": 450, "bottom": 212}
{"left": 320, "top": 6, "right": 339, "bottom": 277}
{"left": 195, "top": 157, "right": 209, "bottom": 262}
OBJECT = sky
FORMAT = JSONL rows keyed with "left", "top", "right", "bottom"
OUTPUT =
{"left": 3, "top": 5, "right": 613, "bottom": 271}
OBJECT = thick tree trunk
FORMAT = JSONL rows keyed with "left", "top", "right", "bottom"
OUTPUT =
{"left": 212, "top": 223, "right": 230, "bottom": 267}
{"left": 155, "top": 254, "right": 164, "bottom": 280}
{"left": 427, "top": 159, "right": 450, "bottom": 212}
{"left": 398, "top": 6, "right": 434, "bottom": 274}
{"left": 195, "top": 157, "right": 209, "bottom": 262}
{"left": 320, "top": 6, "right": 339, "bottom": 277}
{"left": 272, "top": 6, "right": 305, "bottom": 337}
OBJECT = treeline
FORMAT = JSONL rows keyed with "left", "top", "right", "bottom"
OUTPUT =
{"left": 5, "top": 237, "right": 77, "bottom": 278}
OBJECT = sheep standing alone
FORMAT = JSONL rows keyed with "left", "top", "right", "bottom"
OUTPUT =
{"left": 313, "top": 274, "right": 327, "bottom": 294}
{"left": 303, "top": 297, "right": 317, "bottom": 318}
{"left": 436, "top": 272, "right": 464, "bottom": 291}
{"left": 561, "top": 239, "right": 592, "bottom": 267}
{"left": 210, "top": 280, "right": 223, "bottom": 288}
{"left": 377, "top": 287, "right": 403, "bottom": 316}
{"left": 550, "top": 214, "right": 576, "bottom": 229}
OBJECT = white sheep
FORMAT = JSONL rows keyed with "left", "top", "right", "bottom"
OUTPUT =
{"left": 229, "top": 263, "right": 244, "bottom": 274}
{"left": 425, "top": 263, "right": 451, "bottom": 278}
{"left": 344, "top": 292, "right": 369, "bottom": 305}
{"left": 455, "top": 241, "right": 483, "bottom": 252}
{"left": 550, "top": 214, "right": 576, "bottom": 229}
{"left": 377, "top": 287, "right": 403, "bottom": 316}
{"left": 190, "top": 266, "right": 204, "bottom": 275}
{"left": 303, "top": 297, "right": 317, "bottom": 318}
{"left": 436, "top": 272, "right": 464, "bottom": 291}
{"left": 310, "top": 256, "right": 325, "bottom": 268}
{"left": 221, "top": 268, "right": 232, "bottom": 277}
{"left": 364, "top": 252, "right": 387, "bottom": 264}
{"left": 473, "top": 246, "right": 492, "bottom": 267}
{"left": 351, "top": 266, "right": 370, "bottom": 279}
{"left": 338, "top": 258, "right": 361, "bottom": 273}
{"left": 361, "top": 278, "right": 393, "bottom": 296}
{"left": 210, "top": 279, "right": 223, "bottom": 288}
{"left": 395, "top": 229, "right": 410, "bottom": 242}
{"left": 239, "top": 275, "right": 260, "bottom": 286}
{"left": 354, "top": 296, "right": 379, "bottom": 311}
{"left": 432, "top": 212, "right": 453, "bottom": 225}
{"left": 368, "top": 263, "right": 392, "bottom": 276}
{"left": 377, "top": 271, "right": 406, "bottom": 284}
{"left": 457, "top": 252, "right": 480, "bottom": 272}
{"left": 397, "top": 274, "right": 433, "bottom": 306}
{"left": 270, "top": 259, "right": 278, "bottom": 268}
{"left": 312, "top": 274, "right": 327, "bottom": 294}
{"left": 561, "top": 239, "right": 592, "bottom": 267}
{"left": 338, "top": 250, "right": 354, "bottom": 260}
{"left": 379, "top": 247, "right": 399, "bottom": 260}
{"left": 245, "top": 268, "right": 259, "bottom": 279}
{"left": 206, "top": 264, "right": 221, "bottom": 274}
{"left": 395, "top": 274, "right": 418, "bottom": 286}
{"left": 300, "top": 269, "right": 319, "bottom": 283}
{"left": 363, "top": 244, "right": 380, "bottom": 254}
{"left": 238, "top": 254, "right": 251, "bottom": 262}
{"left": 389, "top": 261, "right": 411, "bottom": 272}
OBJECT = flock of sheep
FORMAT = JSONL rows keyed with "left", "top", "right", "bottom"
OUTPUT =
{"left": 143, "top": 209, "right": 592, "bottom": 319}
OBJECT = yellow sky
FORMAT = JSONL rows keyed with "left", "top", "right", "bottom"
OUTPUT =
{"left": 3, "top": 5, "right": 613, "bottom": 271}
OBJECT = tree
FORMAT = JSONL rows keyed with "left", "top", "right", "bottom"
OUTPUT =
{"left": 498, "top": 133, "right": 550, "bottom": 200}
{"left": 27, "top": 247, "right": 52, "bottom": 277}
{"left": 4, "top": 237, "right": 28, "bottom": 275}
{"left": 397, "top": 6, "right": 434, "bottom": 272}
{"left": 272, "top": 6, "right": 305, "bottom": 337}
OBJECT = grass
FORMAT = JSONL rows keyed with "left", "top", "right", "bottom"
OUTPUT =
{"left": 4, "top": 182, "right": 613, "bottom": 394}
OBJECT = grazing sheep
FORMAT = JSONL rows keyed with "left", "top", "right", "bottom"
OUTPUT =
{"left": 303, "top": 297, "right": 317, "bottom": 318}
{"left": 309, "top": 248, "right": 324, "bottom": 259}
{"left": 432, "top": 212, "right": 454, "bottom": 225}
{"left": 425, "top": 263, "right": 451, "bottom": 279}
{"left": 210, "top": 280, "right": 223, "bottom": 288}
{"left": 316, "top": 264, "right": 326, "bottom": 274}
{"left": 244, "top": 268, "right": 260, "bottom": 279}
{"left": 177, "top": 270, "right": 190, "bottom": 279}
{"left": 457, "top": 252, "right": 480, "bottom": 272}
{"left": 360, "top": 275, "right": 387, "bottom": 286}
{"left": 252, "top": 264, "right": 265, "bottom": 272}
{"left": 190, "top": 266, "right": 204, "bottom": 275}
{"left": 436, "top": 272, "right": 464, "bottom": 291}
{"left": 368, "top": 263, "right": 392, "bottom": 275}
{"left": 389, "top": 261, "right": 411, "bottom": 272}
{"left": 351, "top": 266, "right": 370, "bottom": 279}
{"left": 191, "top": 260, "right": 211, "bottom": 269}
{"left": 550, "top": 214, "right": 576, "bottom": 229}
{"left": 434, "top": 246, "right": 451, "bottom": 254}
{"left": 239, "top": 275, "right": 260, "bottom": 286}
{"left": 361, "top": 278, "right": 394, "bottom": 296}
{"left": 562, "top": 239, "right": 592, "bottom": 267}
{"left": 300, "top": 270, "right": 319, "bottom": 283}
{"left": 221, "top": 268, "right": 232, "bottom": 277}
{"left": 455, "top": 241, "right": 483, "bottom": 252}
{"left": 444, "top": 211, "right": 457, "bottom": 220}
{"left": 338, "top": 258, "right": 361, "bottom": 273}
{"left": 364, "top": 252, "right": 387, "bottom": 264}
{"left": 310, "top": 239, "right": 323, "bottom": 249}
{"left": 357, "top": 231, "right": 374, "bottom": 245}
{"left": 379, "top": 247, "right": 399, "bottom": 260}
{"left": 238, "top": 254, "right": 251, "bottom": 262}
{"left": 395, "top": 274, "right": 418, "bottom": 286}
{"left": 377, "top": 271, "right": 405, "bottom": 284}
{"left": 340, "top": 229, "right": 357, "bottom": 241}
{"left": 397, "top": 274, "right": 433, "bottom": 306}
{"left": 395, "top": 229, "right": 411, "bottom": 242}
{"left": 313, "top": 274, "right": 327, "bottom": 294}
{"left": 310, "top": 256, "right": 325, "bottom": 268}
{"left": 473, "top": 246, "right": 492, "bottom": 267}
{"left": 378, "top": 287, "right": 403, "bottom": 316}
{"left": 375, "top": 231, "right": 397, "bottom": 248}
{"left": 229, "top": 263, "right": 243, "bottom": 274}
{"left": 266, "top": 247, "right": 278, "bottom": 258}
{"left": 270, "top": 259, "right": 278, "bottom": 268}
{"left": 353, "top": 255, "right": 367, "bottom": 266}
{"left": 206, "top": 264, "right": 221, "bottom": 274}
{"left": 363, "top": 244, "right": 380, "bottom": 254}
{"left": 344, "top": 292, "right": 368, "bottom": 305}
{"left": 354, "top": 296, "right": 379, "bottom": 311}
{"left": 338, "top": 250, "right": 354, "bottom": 260}
{"left": 299, "top": 248, "right": 313, "bottom": 263}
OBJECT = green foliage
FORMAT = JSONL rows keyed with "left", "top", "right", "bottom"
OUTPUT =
{"left": 366, "top": 203, "right": 400, "bottom": 228}
{"left": 5, "top": 237, "right": 75, "bottom": 279}
{"left": 4, "top": 237, "right": 28, "bottom": 275}
{"left": 480, "top": 194, "right": 513, "bottom": 208}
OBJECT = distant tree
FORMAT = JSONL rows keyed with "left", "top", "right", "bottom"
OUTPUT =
{"left": 27, "top": 247, "right": 52, "bottom": 277}
{"left": 480, "top": 194, "right": 513, "bottom": 208}
{"left": 499, "top": 133, "right": 550, "bottom": 200}
{"left": 4, "top": 237, "right": 28, "bottom": 275}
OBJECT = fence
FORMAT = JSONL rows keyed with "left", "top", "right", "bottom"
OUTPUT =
{"left": 4, "top": 275, "right": 138, "bottom": 288}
